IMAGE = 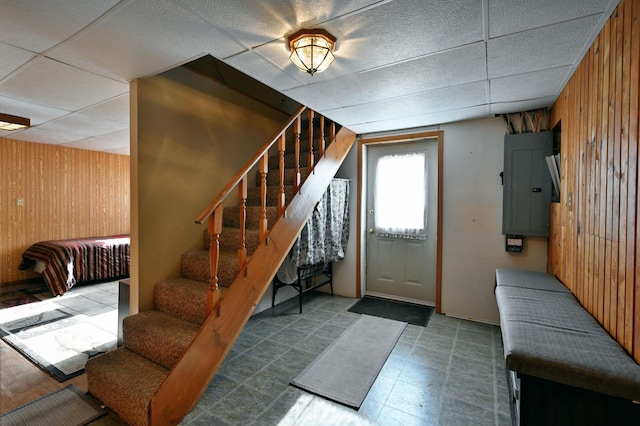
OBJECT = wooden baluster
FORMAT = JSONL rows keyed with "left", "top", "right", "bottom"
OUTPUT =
{"left": 319, "top": 115, "right": 325, "bottom": 158}
{"left": 238, "top": 175, "right": 247, "bottom": 271}
{"left": 294, "top": 115, "right": 301, "bottom": 191}
{"left": 206, "top": 205, "right": 223, "bottom": 317}
{"left": 278, "top": 134, "right": 286, "bottom": 218}
{"left": 259, "top": 154, "right": 269, "bottom": 241}
{"left": 330, "top": 121, "right": 336, "bottom": 144}
{"left": 308, "top": 109, "right": 314, "bottom": 172}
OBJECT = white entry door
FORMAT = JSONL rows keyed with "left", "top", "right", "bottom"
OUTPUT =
{"left": 365, "top": 139, "right": 438, "bottom": 303}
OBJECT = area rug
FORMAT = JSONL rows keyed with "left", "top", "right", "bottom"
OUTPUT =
{"left": 0, "top": 298, "right": 117, "bottom": 382}
{"left": 291, "top": 314, "right": 406, "bottom": 409}
{"left": 348, "top": 296, "right": 434, "bottom": 326}
{"left": 0, "top": 384, "right": 105, "bottom": 426}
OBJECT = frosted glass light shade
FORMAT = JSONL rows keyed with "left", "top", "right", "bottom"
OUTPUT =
{"left": 288, "top": 29, "right": 336, "bottom": 76}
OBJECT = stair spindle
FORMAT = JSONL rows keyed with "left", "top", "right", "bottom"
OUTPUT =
{"left": 277, "top": 134, "right": 286, "bottom": 218}
{"left": 330, "top": 121, "right": 336, "bottom": 143}
{"left": 294, "top": 115, "right": 301, "bottom": 191}
{"left": 238, "top": 175, "right": 247, "bottom": 271}
{"left": 207, "top": 206, "right": 223, "bottom": 317}
{"left": 259, "top": 154, "right": 269, "bottom": 241}
{"left": 308, "top": 109, "right": 314, "bottom": 172}
{"left": 319, "top": 115, "right": 325, "bottom": 158}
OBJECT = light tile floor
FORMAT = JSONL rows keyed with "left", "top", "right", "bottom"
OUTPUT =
{"left": 182, "top": 293, "right": 512, "bottom": 426}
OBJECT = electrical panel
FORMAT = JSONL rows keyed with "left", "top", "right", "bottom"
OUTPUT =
{"left": 502, "top": 131, "right": 553, "bottom": 237}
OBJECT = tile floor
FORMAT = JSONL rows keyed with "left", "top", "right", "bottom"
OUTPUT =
{"left": 182, "top": 293, "right": 512, "bottom": 426}
{"left": 2, "top": 282, "right": 512, "bottom": 425}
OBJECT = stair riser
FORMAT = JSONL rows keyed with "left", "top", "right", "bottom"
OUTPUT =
{"left": 181, "top": 251, "right": 239, "bottom": 287}
{"left": 218, "top": 228, "right": 260, "bottom": 255}
{"left": 222, "top": 205, "right": 278, "bottom": 229}
{"left": 246, "top": 185, "right": 296, "bottom": 207}
{"left": 255, "top": 167, "right": 311, "bottom": 187}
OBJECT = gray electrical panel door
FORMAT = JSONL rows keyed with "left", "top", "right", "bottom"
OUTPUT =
{"left": 502, "top": 131, "right": 553, "bottom": 237}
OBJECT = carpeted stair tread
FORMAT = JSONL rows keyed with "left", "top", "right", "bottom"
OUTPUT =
{"left": 267, "top": 152, "right": 311, "bottom": 169}
{"left": 123, "top": 310, "right": 199, "bottom": 369}
{"left": 154, "top": 277, "right": 209, "bottom": 325}
{"left": 86, "top": 348, "right": 168, "bottom": 426}
{"left": 181, "top": 250, "right": 239, "bottom": 289}
{"left": 223, "top": 205, "right": 278, "bottom": 229}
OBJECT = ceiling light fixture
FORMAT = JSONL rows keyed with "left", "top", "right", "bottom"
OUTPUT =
{"left": 0, "top": 113, "right": 30, "bottom": 131}
{"left": 288, "top": 29, "right": 336, "bottom": 76}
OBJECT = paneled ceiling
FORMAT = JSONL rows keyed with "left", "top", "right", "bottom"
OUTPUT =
{"left": 0, "top": 0, "right": 619, "bottom": 155}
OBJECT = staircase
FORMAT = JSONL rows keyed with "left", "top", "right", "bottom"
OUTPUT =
{"left": 85, "top": 107, "right": 356, "bottom": 426}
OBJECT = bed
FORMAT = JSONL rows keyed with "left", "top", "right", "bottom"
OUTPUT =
{"left": 19, "top": 235, "right": 130, "bottom": 296}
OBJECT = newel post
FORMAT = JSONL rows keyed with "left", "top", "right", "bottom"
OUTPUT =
{"left": 206, "top": 205, "right": 223, "bottom": 316}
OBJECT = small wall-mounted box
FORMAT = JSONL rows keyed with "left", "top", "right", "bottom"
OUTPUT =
{"left": 506, "top": 234, "right": 524, "bottom": 252}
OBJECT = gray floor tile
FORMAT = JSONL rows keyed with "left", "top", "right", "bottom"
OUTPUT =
{"left": 186, "top": 292, "right": 509, "bottom": 426}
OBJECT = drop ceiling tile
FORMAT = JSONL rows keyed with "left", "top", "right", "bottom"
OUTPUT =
{"left": 285, "top": 43, "right": 487, "bottom": 111}
{"left": 80, "top": 94, "right": 129, "bottom": 124}
{"left": 0, "top": 0, "right": 119, "bottom": 53}
{"left": 224, "top": 50, "right": 306, "bottom": 92}
{"left": 0, "top": 57, "right": 128, "bottom": 111}
{"left": 38, "top": 112, "right": 128, "bottom": 138}
{"left": 180, "top": 0, "right": 380, "bottom": 48}
{"left": 62, "top": 132, "right": 127, "bottom": 152}
{"left": 0, "top": 42, "right": 36, "bottom": 80}
{"left": 93, "top": 128, "right": 129, "bottom": 146}
{"left": 489, "top": 0, "right": 611, "bottom": 38}
{"left": 490, "top": 97, "right": 556, "bottom": 116}
{"left": 245, "top": 0, "right": 484, "bottom": 84}
{"left": 323, "top": 0, "right": 483, "bottom": 73}
{"left": 7, "top": 127, "right": 83, "bottom": 145}
{"left": 325, "top": 82, "right": 487, "bottom": 126}
{"left": 487, "top": 15, "right": 599, "bottom": 79}
{"left": 348, "top": 105, "right": 491, "bottom": 135}
{"left": 0, "top": 96, "right": 71, "bottom": 125}
{"left": 49, "top": 0, "right": 245, "bottom": 82}
{"left": 491, "top": 66, "right": 572, "bottom": 103}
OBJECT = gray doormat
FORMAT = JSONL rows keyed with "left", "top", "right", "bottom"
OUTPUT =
{"left": 291, "top": 314, "right": 406, "bottom": 409}
{"left": 0, "top": 385, "right": 105, "bottom": 426}
{"left": 348, "top": 296, "right": 434, "bottom": 326}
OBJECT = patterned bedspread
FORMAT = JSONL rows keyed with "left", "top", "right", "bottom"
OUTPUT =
{"left": 19, "top": 235, "right": 130, "bottom": 296}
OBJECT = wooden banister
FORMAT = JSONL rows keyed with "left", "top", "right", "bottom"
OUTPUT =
{"left": 149, "top": 126, "right": 357, "bottom": 426}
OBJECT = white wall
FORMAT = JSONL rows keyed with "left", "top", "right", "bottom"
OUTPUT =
{"left": 440, "top": 117, "right": 548, "bottom": 324}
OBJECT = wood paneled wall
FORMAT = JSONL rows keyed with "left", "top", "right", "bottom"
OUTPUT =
{"left": 548, "top": 0, "right": 639, "bottom": 361}
{"left": 0, "top": 139, "right": 130, "bottom": 285}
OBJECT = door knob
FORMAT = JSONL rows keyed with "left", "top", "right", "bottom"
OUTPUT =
{"left": 368, "top": 228, "right": 374, "bottom": 234}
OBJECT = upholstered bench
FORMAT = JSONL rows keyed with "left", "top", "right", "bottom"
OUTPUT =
{"left": 495, "top": 268, "right": 640, "bottom": 426}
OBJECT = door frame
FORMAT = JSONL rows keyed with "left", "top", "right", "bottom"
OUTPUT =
{"left": 356, "top": 131, "right": 443, "bottom": 313}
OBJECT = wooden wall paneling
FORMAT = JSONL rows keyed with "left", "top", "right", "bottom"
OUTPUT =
{"left": 619, "top": 0, "right": 633, "bottom": 351}
{"left": 549, "top": 0, "right": 639, "bottom": 360}
{"left": 630, "top": 0, "right": 640, "bottom": 359}
{"left": 601, "top": 18, "right": 613, "bottom": 330}
{"left": 596, "top": 29, "right": 607, "bottom": 322}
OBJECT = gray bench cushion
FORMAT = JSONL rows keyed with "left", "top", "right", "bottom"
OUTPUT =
{"left": 495, "top": 269, "right": 640, "bottom": 401}
{"left": 495, "top": 268, "right": 571, "bottom": 293}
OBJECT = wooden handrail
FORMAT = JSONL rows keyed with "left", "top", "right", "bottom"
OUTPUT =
{"left": 195, "top": 105, "right": 306, "bottom": 225}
